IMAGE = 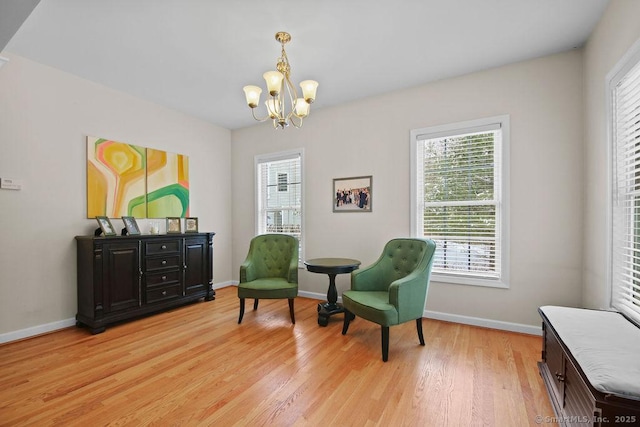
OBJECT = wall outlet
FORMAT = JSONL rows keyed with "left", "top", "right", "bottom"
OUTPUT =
{"left": 0, "top": 178, "right": 22, "bottom": 190}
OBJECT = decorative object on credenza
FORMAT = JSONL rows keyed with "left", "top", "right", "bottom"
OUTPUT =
{"left": 185, "top": 217, "right": 198, "bottom": 233}
{"left": 86, "top": 136, "right": 190, "bottom": 219}
{"left": 121, "top": 216, "right": 141, "bottom": 236}
{"left": 148, "top": 221, "right": 160, "bottom": 235}
{"left": 166, "top": 217, "right": 181, "bottom": 233}
{"left": 333, "top": 176, "right": 372, "bottom": 213}
{"left": 95, "top": 216, "right": 116, "bottom": 236}
{"left": 242, "top": 31, "right": 318, "bottom": 129}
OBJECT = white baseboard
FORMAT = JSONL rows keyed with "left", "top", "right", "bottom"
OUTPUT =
{"left": 1, "top": 281, "right": 238, "bottom": 344}
{"left": 424, "top": 310, "right": 542, "bottom": 336}
{"left": 230, "top": 284, "right": 540, "bottom": 335}
{"left": 295, "top": 289, "right": 542, "bottom": 335}
{"left": 1, "top": 284, "right": 540, "bottom": 344}
{"left": 298, "top": 290, "right": 339, "bottom": 302}
{"left": 0, "top": 318, "right": 77, "bottom": 344}
{"left": 213, "top": 280, "right": 236, "bottom": 290}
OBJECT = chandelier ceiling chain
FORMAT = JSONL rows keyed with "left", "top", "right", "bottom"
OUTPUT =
{"left": 243, "top": 32, "right": 318, "bottom": 129}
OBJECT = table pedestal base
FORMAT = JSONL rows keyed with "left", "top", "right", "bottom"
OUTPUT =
{"left": 317, "top": 302, "right": 344, "bottom": 326}
{"left": 303, "top": 258, "right": 361, "bottom": 328}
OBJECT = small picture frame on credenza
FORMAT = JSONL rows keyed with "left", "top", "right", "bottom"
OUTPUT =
{"left": 166, "top": 217, "right": 181, "bottom": 234}
{"left": 185, "top": 217, "right": 198, "bottom": 233}
{"left": 95, "top": 216, "right": 116, "bottom": 236}
{"left": 121, "top": 216, "right": 141, "bottom": 236}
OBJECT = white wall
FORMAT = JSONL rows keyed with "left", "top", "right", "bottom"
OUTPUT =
{"left": 231, "top": 50, "right": 584, "bottom": 328}
{"left": 6, "top": 1, "right": 628, "bottom": 337}
{"left": 0, "top": 53, "right": 232, "bottom": 339}
{"left": 582, "top": 0, "right": 640, "bottom": 310}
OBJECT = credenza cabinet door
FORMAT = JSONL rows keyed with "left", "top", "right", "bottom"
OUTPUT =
{"left": 184, "top": 236, "right": 208, "bottom": 296}
{"left": 102, "top": 241, "right": 141, "bottom": 314}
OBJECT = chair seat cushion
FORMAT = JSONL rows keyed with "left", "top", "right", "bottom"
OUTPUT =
{"left": 238, "top": 278, "right": 297, "bottom": 299}
{"left": 343, "top": 290, "right": 399, "bottom": 326}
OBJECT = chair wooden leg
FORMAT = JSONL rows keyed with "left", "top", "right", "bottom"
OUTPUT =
{"left": 342, "top": 309, "right": 354, "bottom": 335}
{"left": 416, "top": 318, "right": 425, "bottom": 345}
{"left": 253, "top": 299, "right": 259, "bottom": 310}
{"left": 238, "top": 298, "right": 245, "bottom": 324}
{"left": 288, "top": 298, "right": 295, "bottom": 324}
{"left": 381, "top": 326, "right": 389, "bottom": 362}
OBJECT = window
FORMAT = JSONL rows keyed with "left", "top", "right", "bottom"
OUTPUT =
{"left": 411, "top": 115, "right": 509, "bottom": 287}
{"left": 609, "top": 39, "right": 640, "bottom": 325}
{"left": 255, "top": 149, "right": 304, "bottom": 264}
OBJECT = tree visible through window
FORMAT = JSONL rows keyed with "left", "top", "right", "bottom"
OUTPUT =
{"left": 411, "top": 116, "right": 509, "bottom": 287}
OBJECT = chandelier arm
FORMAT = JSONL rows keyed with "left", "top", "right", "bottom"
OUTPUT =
{"left": 279, "top": 87, "right": 286, "bottom": 122}
{"left": 289, "top": 115, "right": 304, "bottom": 128}
{"left": 250, "top": 107, "right": 269, "bottom": 122}
{"left": 283, "top": 74, "right": 299, "bottom": 122}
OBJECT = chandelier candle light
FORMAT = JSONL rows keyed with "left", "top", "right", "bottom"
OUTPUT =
{"left": 243, "top": 32, "right": 318, "bottom": 129}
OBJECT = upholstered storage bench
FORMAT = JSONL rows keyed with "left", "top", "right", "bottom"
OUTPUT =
{"left": 538, "top": 306, "right": 640, "bottom": 426}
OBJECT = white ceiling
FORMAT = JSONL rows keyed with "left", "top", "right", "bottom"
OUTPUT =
{"left": 3, "top": 0, "right": 610, "bottom": 130}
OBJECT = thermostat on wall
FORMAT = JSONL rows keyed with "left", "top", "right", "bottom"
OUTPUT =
{"left": 0, "top": 178, "right": 22, "bottom": 190}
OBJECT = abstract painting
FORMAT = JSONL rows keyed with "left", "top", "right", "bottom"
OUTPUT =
{"left": 146, "top": 148, "right": 190, "bottom": 218}
{"left": 87, "top": 136, "right": 189, "bottom": 218}
{"left": 87, "top": 137, "right": 146, "bottom": 218}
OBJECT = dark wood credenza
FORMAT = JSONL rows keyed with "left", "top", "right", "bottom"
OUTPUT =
{"left": 75, "top": 232, "right": 215, "bottom": 334}
{"left": 538, "top": 306, "right": 640, "bottom": 426}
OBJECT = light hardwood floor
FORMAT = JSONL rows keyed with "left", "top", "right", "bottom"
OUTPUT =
{"left": 0, "top": 286, "right": 553, "bottom": 426}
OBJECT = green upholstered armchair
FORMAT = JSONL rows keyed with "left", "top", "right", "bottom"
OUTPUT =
{"left": 238, "top": 234, "right": 299, "bottom": 324}
{"left": 342, "top": 238, "right": 436, "bottom": 361}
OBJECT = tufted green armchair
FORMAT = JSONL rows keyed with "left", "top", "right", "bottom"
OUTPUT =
{"left": 342, "top": 238, "right": 436, "bottom": 361}
{"left": 238, "top": 234, "right": 299, "bottom": 324}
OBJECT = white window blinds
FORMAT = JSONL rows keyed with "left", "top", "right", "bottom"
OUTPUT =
{"left": 256, "top": 150, "right": 303, "bottom": 263}
{"left": 412, "top": 116, "right": 508, "bottom": 287}
{"left": 611, "top": 53, "right": 640, "bottom": 325}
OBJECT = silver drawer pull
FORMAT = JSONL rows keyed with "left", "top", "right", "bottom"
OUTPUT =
{"left": 161, "top": 245, "right": 167, "bottom": 250}
{"left": 161, "top": 290, "right": 167, "bottom": 296}
{"left": 162, "top": 276, "right": 167, "bottom": 281}
{"left": 161, "top": 260, "right": 167, "bottom": 265}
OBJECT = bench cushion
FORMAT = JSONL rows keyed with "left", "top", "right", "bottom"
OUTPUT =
{"left": 540, "top": 305, "right": 640, "bottom": 401}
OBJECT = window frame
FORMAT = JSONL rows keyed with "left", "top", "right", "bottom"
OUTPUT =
{"left": 254, "top": 148, "right": 305, "bottom": 267}
{"left": 607, "top": 37, "right": 640, "bottom": 325}
{"left": 410, "top": 115, "right": 510, "bottom": 288}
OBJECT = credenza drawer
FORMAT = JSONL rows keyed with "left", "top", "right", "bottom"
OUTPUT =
{"left": 146, "top": 270, "right": 181, "bottom": 287}
{"left": 145, "top": 255, "right": 181, "bottom": 271}
{"left": 145, "top": 240, "right": 181, "bottom": 255}
{"left": 146, "top": 283, "right": 182, "bottom": 304}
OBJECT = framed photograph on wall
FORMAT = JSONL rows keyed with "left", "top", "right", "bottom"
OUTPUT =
{"left": 185, "top": 217, "right": 198, "bottom": 233}
{"left": 121, "top": 216, "right": 141, "bottom": 235}
{"left": 166, "top": 217, "right": 182, "bottom": 233}
{"left": 95, "top": 216, "right": 116, "bottom": 236}
{"left": 333, "top": 176, "right": 372, "bottom": 212}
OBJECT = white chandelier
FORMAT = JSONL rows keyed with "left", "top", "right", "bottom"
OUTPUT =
{"left": 243, "top": 32, "right": 318, "bottom": 129}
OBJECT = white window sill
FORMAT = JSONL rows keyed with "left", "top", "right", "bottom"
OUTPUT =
{"left": 430, "top": 273, "right": 509, "bottom": 289}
